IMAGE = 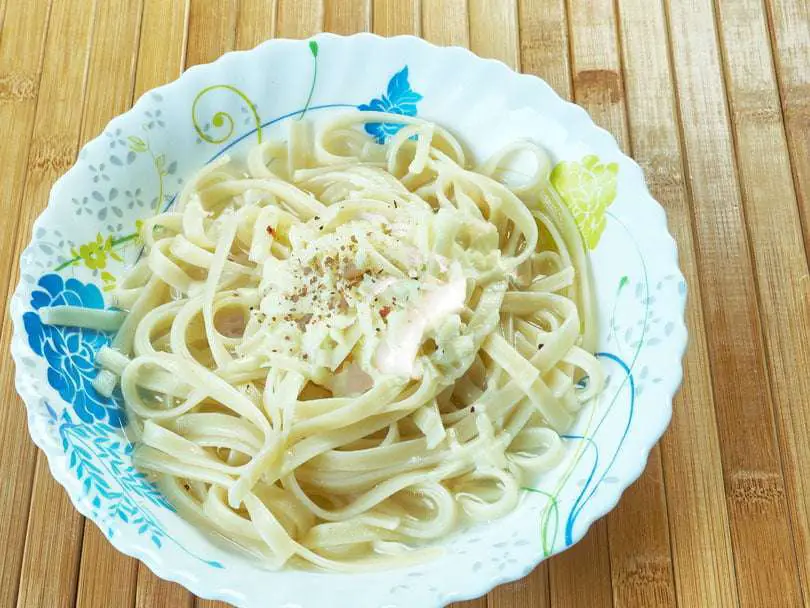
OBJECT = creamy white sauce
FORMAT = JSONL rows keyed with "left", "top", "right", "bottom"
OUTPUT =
{"left": 374, "top": 277, "right": 466, "bottom": 377}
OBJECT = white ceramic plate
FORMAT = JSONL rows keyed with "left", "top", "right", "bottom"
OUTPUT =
{"left": 10, "top": 34, "right": 686, "bottom": 607}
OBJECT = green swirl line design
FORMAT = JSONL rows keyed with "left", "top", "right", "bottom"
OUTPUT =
{"left": 192, "top": 85, "right": 262, "bottom": 144}
{"left": 524, "top": 487, "right": 560, "bottom": 552}
{"left": 299, "top": 40, "right": 319, "bottom": 120}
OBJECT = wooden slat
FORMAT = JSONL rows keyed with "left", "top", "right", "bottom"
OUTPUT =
{"left": 133, "top": 0, "right": 189, "bottom": 96}
{"left": 76, "top": 526, "right": 139, "bottom": 608}
{"left": 567, "top": 0, "right": 628, "bottom": 143}
{"left": 765, "top": 0, "right": 810, "bottom": 254}
{"left": 234, "top": 0, "right": 275, "bottom": 50}
{"left": 469, "top": 0, "right": 519, "bottom": 68}
{"left": 0, "top": 1, "right": 53, "bottom": 604}
{"left": 765, "top": 0, "right": 810, "bottom": 590}
{"left": 276, "top": 0, "right": 322, "bottom": 40}
{"left": 420, "top": 4, "right": 468, "bottom": 77}
{"left": 17, "top": 460, "right": 85, "bottom": 608}
{"left": 324, "top": 0, "right": 369, "bottom": 34}
{"left": 5, "top": 2, "right": 92, "bottom": 605}
{"left": 616, "top": 0, "right": 738, "bottom": 605}
{"left": 564, "top": 2, "right": 677, "bottom": 607}
{"left": 186, "top": 0, "right": 237, "bottom": 67}
{"left": 136, "top": 567, "right": 193, "bottom": 608}
{"left": 373, "top": 0, "right": 419, "bottom": 37}
{"left": 489, "top": 577, "right": 549, "bottom": 608}
{"left": 0, "top": 0, "right": 51, "bottom": 312}
{"left": 13, "top": 1, "right": 141, "bottom": 603}
{"left": 664, "top": 0, "right": 804, "bottom": 606}
{"left": 0, "top": 1, "right": 8, "bottom": 44}
{"left": 763, "top": 2, "right": 810, "bottom": 588}
{"left": 550, "top": 526, "right": 613, "bottom": 608}
{"left": 420, "top": 0, "right": 468, "bottom": 48}
{"left": 195, "top": 597, "right": 232, "bottom": 608}
{"left": 78, "top": 0, "right": 144, "bottom": 137}
{"left": 606, "top": 456, "right": 676, "bottom": 607}
{"left": 516, "top": 0, "right": 571, "bottom": 99}
{"left": 716, "top": 0, "right": 810, "bottom": 600}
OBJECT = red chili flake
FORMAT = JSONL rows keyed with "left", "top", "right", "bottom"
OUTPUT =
{"left": 379, "top": 306, "right": 391, "bottom": 319}
{"left": 266, "top": 226, "right": 275, "bottom": 236}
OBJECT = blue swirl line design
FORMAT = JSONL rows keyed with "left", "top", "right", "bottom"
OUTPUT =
{"left": 564, "top": 352, "right": 635, "bottom": 546}
{"left": 561, "top": 434, "right": 599, "bottom": 546}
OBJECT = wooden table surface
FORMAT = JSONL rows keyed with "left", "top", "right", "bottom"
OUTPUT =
{"left": 1, "top": 0, "right": 808, "bottom": 606}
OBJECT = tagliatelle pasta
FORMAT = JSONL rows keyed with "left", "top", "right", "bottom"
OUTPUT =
{"left": 42, "top": 110, "right": 604, "bottom": 571}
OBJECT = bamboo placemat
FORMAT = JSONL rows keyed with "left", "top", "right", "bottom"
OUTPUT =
{"left": 0, "top": 1, "right": 808, "bottom": 606}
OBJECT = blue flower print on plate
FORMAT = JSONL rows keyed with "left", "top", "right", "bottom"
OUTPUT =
{"left": 43, "top": 403, "right": 222, "bottom": 566}
{"left": 358, "top": 66, "right": 423, "bottom": 144}
{"left": 22, "top": 273, "right": 124, "bottom": 426}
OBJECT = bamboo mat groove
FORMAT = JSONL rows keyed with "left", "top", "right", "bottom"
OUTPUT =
{"left": 0, "top": 0, "right": 808, "bottom": 606}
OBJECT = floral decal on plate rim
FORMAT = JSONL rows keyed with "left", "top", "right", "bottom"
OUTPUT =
{"left": 23, "top": 274, "right": 123, "bottom": 426}
{"left": 551, "top": 154, "right": 619, "bottom": 249}
{"left": 358, "top": 66, "right": 423, "bottom": 144}
{"left": 18, "top": 38, "right": 681, "bottom": 588}
{"left": 45, "top": 403, "right": 223, "bottom": 566}
{"left": 23, "top": 274, "right": 222, "bottom": 566}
